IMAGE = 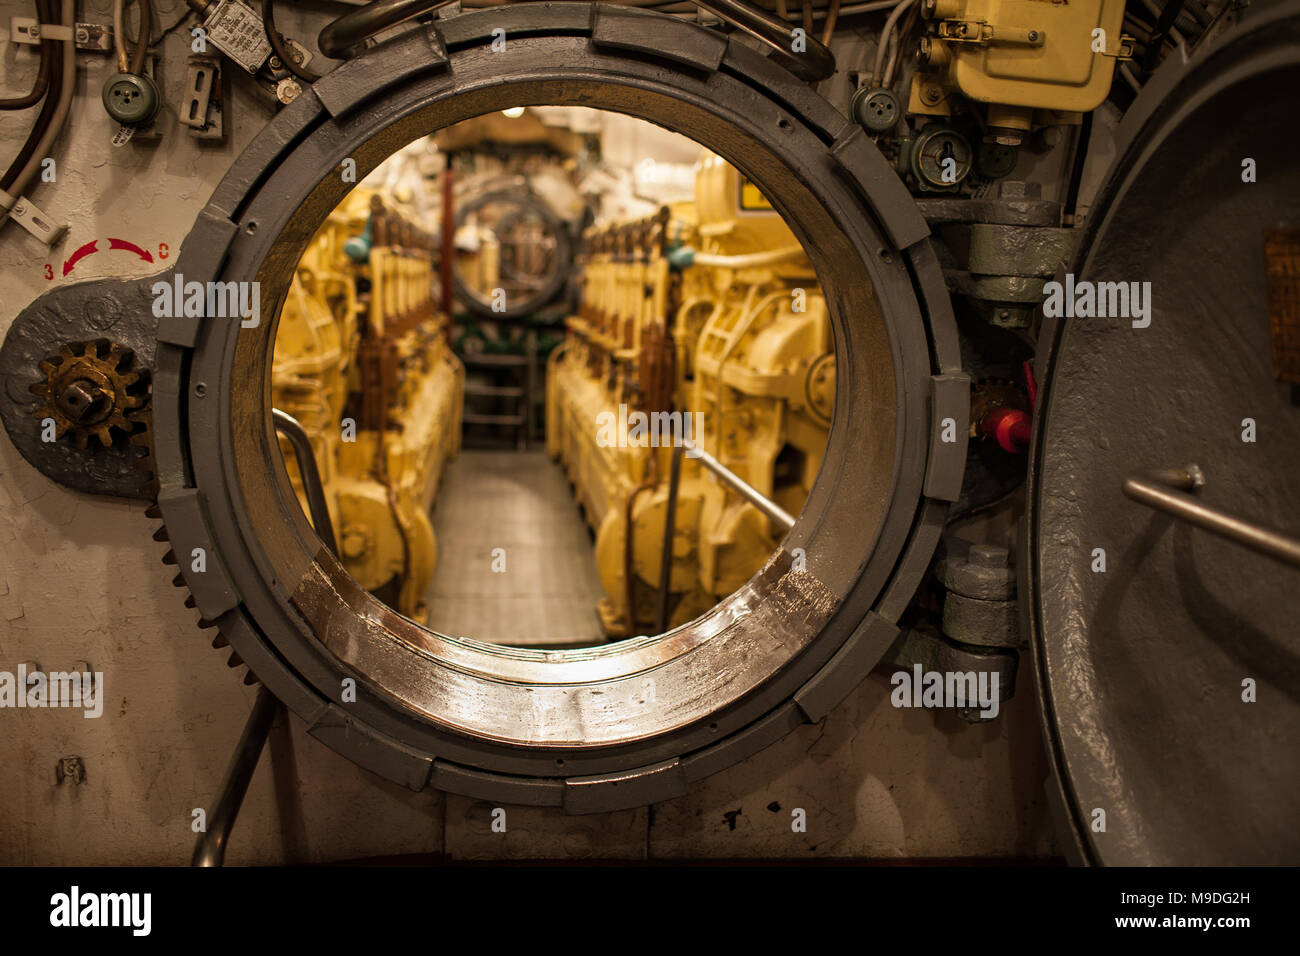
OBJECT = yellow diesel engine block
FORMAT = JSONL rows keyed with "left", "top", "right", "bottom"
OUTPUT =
{"left": 548, "top": 153, "right": 833, "bottom": 636}
{"left": 272, "top": 190, "right": 464, "bottom": 624}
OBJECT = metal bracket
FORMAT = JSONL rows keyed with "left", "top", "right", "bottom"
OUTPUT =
{"left": 3, "top": 192, "right": 68, "bottom": 245}
{"left": 936, "top": 19, "right": 1046, "bottom": 46}
{"left": 180, "top": 55, "right": 227, "bottom": 140}
{"left": 1098, "top": 34, "right": 1137, "bottom": 59}
{"left": 10, "top": 17, "right": 114, "bottom": 51}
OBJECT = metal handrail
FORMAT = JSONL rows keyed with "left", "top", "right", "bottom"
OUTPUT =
{"left": 682, "top": 436, "right": 796, "bottom": 532}
{"left": 191, "top": 409, "right": 338, "bottom": 866}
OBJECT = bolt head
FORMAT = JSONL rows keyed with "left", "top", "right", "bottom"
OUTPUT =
{"left": 57, "top": 379, "right": 112, "bottom": 424}
{"left": 969, "top": 544, "right": 1009, "bottom": 568}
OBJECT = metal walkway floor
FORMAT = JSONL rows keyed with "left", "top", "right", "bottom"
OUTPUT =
{"left": 423, "top": 450, "right": 607, "bottom": 647}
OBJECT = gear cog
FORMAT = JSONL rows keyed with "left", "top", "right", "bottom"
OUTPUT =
{"left": 29, "top": 339, "right": 147, "bottom": 450}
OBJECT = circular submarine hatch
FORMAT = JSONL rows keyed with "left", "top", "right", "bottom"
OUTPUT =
{"left": 1025, "top": 4, "right": 1300, "bottom": 864}
{"left": 451, "top": 188, "right": 574, "bottom": 324}
{"left": 151, "top": 4, "right": 964, "bottom": 812}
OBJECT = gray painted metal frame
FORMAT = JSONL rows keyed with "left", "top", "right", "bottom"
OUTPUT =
{"left": 7, "top": 4, "right": 966, "bottom": 811}
{"left": 1024, "top": 2, "right": 1300, "bottom": 864}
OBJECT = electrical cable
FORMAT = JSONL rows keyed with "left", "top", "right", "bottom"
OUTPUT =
{"left": 114, "top": 0, "right": 130, "bottom": 71}
{"left": 870, "top": 0, "right": 911, "bottom": 85}
{"left": 0, "top": 0, "right": 53, "bottom": 110}
{"left": 1, "top": 0, "right": 75, "bottom": 217}
{"left": 129, "top": 0, "right": 155, "bottom": 75}
{"left": 264, "top": 0, "right": 321, "bottom": 82}
{"left": 0, "top": 0, "right": 62, "bottom": 191}
{"left": 882, "top": 0, "right": 918, "bottom": 87}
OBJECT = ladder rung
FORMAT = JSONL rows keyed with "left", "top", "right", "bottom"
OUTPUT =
{"left": 463, "top": 413, "right": 525, "bottom": 426}
{"left": 461, "top": 353, "right": 527, "bottom": 367}
{"left": 465, "top": 385, "right": 525, "bottom": 397}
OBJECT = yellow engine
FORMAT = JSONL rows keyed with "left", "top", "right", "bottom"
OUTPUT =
{"left": 547, "top": 153, "right": 833, "bottom": 636}
{"left": 272, "top": 189, "right": 464, "bottom": 624}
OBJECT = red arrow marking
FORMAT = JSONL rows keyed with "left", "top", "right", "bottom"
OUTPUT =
{"left": 62, "top": 239, "right": 98, "bottom": 276}
{"left": 108, "top": 237, "right": 155, "bottom": 264}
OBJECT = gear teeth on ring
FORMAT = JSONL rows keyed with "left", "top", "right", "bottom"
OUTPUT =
{"left": 146, "top": 501, "right": 261, "bottom": 691}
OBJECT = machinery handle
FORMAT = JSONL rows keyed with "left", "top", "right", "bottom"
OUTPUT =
{"left": 1122, "top": 467, "right": 1300, "bottom": 568}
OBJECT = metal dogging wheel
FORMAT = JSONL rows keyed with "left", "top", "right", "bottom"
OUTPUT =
{"left": 151, "top": 3, "right": 966, "bottom": 812}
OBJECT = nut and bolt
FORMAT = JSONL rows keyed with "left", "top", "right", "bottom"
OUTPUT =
{"left": 996, "top": 180, "right": 1042, "bottom": 200}
{"left": 968, "top": 544, "right": 1010, "bottom": 568}
{"left": 57, "top": 379, "right": 112, "bottom": 425}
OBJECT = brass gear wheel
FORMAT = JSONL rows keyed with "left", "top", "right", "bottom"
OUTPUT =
{"left": 29, "top": 340, "right": 147, "bottom": 450}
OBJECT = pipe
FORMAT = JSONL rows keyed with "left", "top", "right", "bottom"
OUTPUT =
{"left": 272, "top": 409, "right": 339, "bottom": 555}
{"left": 191, "top": 686, "right": 282, "bottom": 866}
{"left": 654, "top": 442, "right": 685, "bottom": 633}
{"left": 819, "top": 0, "right": 839, "bottom": 44}
{"left": 682, "top": 436, "right": 796, "bottom": 533}
{"left": 685, "top": 245, "right": 805, "bottom": 269}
